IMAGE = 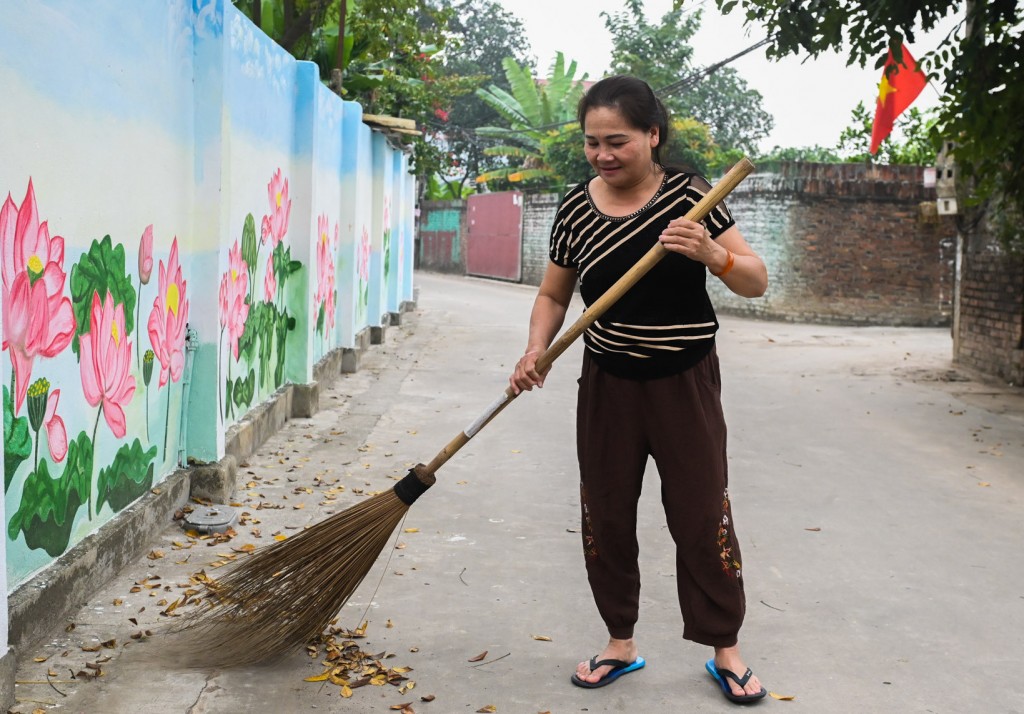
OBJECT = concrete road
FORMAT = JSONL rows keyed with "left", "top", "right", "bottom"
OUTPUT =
{"left": 12, "top": 272, "right": 1024, "bottom": 714}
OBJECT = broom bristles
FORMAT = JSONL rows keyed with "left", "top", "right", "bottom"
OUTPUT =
{"left": 166, "top": 486, "right": 412, "bottom": 668}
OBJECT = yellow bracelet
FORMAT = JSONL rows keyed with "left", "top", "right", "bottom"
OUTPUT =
{"left": 711, "top": 249, "right": 735, "bottom": 277}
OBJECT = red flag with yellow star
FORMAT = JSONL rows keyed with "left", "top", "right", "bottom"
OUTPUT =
{"left": 870, "top": 44, "right": 927, "bottom": 154}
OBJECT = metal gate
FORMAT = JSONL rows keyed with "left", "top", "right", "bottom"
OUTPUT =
{"left": 466, "top": 191, "right": 522, "bottom": 281}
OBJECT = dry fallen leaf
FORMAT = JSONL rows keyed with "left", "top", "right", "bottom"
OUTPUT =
{"left": 33, "top": 656, "right": 48, "bottom": 663}
{"left": 477, "top": 706, "right": 497, "bottom": 713}
{"left": 386, "top": 619, "right": 394, "bottom": 628}
{"left": 531, "top": 635, "right": 552, "bottom": 642}
{"left": 804, "top": 527, "right": 821, "bottom": 532}
{"left": 978, "top": 482, "right": 991, "bottom": 487}
{"left": 769, "top": 691, "right": 796, "bottom": 700}
{"left": 420, "top": 694, "right": 435, "bottom": 702}
{"left": 403, "top": 528, "right": 419, "bottom": 533}
{"left": 468, "top": 651, "right": 488, "bottom": 662}
{"left": 147, "top": 550, "right": 165, "bottom": 560}
{"left": 274, "top": 534, "right": 288, "bottom": 542}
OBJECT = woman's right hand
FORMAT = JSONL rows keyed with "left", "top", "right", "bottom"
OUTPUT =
{"left": 510, "top": 348, "right": 546, "bottom": 395}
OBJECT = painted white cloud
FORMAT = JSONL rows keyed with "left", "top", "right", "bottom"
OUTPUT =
{"left": 229, "top": 11, "right": 290, "bottom": 95}
{"left": 194, "top": 0, "right": 224, "bottom": 39}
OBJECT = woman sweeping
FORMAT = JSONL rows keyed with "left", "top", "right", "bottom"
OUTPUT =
{"left": 509, "top": 75, "right": 769, "bottom": 704}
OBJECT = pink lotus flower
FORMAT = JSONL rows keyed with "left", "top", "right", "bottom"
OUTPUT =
{"left": 260, "top": 169, "right": 291, "bottom": 247}
{"left": 1, "top": 179, "right": 76, "bottom": 414}
{"left": 138, "top": 225, "right": 154, "bottom": 284}
{"left": 219, "top": 238, "right": 249, "bottom": 360}
{"left": 315, "top": 214, "right": 332, "bottom": 305}
{"left": 148, "top": 237, "right": 189, "bottom": 387}
{"left": 264, "top": 254, "right": 276, "bottom": 303}
{"left": 45, "top": 389, "right": 68, "bottom": 462}
{"left": 357, "top": 225, "right": 371, "bottom": 284}
{"left": 318, "top": 221, "right": 338, "bottom": 332}
{"left": 79, "top": 291, "right": 136, "bottom": 438}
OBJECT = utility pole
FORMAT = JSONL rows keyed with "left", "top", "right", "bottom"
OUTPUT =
{"left": 331, "top": 0, "right": 347, "bottom": 97}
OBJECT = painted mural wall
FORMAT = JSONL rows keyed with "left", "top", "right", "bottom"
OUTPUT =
{"left": 0, "top": 0, "right": 415, "bottom": 589}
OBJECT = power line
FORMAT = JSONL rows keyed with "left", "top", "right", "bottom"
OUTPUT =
{"left": 655, "top": 37, "right": 772, "bottom": 96}
{"left": 471, "top": 36, "right": 773, "bottom": 137}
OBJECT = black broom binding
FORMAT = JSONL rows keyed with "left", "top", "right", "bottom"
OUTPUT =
{"left": 393, "top": 465, "right": 436, "bottom": 505}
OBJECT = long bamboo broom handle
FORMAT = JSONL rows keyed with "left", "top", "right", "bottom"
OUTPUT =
{"left": 421, "top": 157, "right": 755, "bottom": 476}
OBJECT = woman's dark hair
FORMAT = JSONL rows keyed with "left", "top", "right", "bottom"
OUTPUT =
{"left": 577, "top": 75, "right": 670, "bottom": 165}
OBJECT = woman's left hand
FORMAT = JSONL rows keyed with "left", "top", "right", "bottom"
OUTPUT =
{"left": 658, "top": 218, "right": 727, "bottom": 268}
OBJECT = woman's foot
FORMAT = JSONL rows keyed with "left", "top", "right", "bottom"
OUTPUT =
{"left": 713, "top": 644, "right": 764, "bottom": 698}
{"left": 574, "top": 637, "right": 639, "bottom": 685}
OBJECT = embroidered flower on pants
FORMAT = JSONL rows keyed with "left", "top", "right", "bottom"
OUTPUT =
{"left": 717, "top": 488, "right": 742, "bottom": 577}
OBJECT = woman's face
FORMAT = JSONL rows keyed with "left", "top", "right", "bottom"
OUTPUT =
{"left": 583, "top": 105, "right": 660, "bottom": 189}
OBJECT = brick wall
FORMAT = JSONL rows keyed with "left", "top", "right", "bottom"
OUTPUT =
{"left": 521, "top": 192, "right": 562, "bottom": 285}
{"left": 955, "top": 225, "right": 1024, "bottom": 384}
{"left": 710, "top": 162, "right": 957, "bottom": 327}
{"left": 418, "top": 200, "right": 466, "bottom": 273}
{"left": 514, "top": 163, "right": 956, "bottom": 326}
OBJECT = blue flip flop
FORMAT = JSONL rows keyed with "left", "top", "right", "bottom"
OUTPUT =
{"left": 570, "top": 656, "right": 646, "bottom": 688}
{"left": 705, "top": 659, "right": 767, "bottom": 704}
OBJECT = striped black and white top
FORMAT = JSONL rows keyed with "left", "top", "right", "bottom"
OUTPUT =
{"left": 550, "top": 168, "right": 735, "bottom": 379}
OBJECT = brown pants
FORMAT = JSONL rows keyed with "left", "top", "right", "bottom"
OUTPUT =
{"left": 576, "top": 346, "right": 746, "bottom": 648}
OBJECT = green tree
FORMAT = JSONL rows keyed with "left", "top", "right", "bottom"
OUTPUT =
{"left": 235, "top": 0, "right": 481, "bottom": 176}
{"left": 758, "top": 145, "right": 843, "bottom": 163}
{"left": 662, "top": 118, "right": 721, "bottom": 175}
{"left": 836, "top": 102, "right": 938, "bottom": 165}
{"left": 432, "top": 0, "right": 536, "bottom": 197}
{"left": 710, "top": 0, "right": 1023, "bottom": 250}
{"left": 474, "top": 52, "right": 589, "bottom": 187}
{"left": 604, "top": 0, "right": 773, "bottom": 156}
{"left": 423, "top": 173, "right": 476, "bottom": 199}
{"left": 543, "top": 124, "right": 593, "bottom": 189}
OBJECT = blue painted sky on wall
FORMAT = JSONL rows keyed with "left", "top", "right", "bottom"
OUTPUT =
{"left": 0, "top": 0, "right": 201, "bottom": 142}
{"left": 221, "top": 6, "right": 341, "bottom": 158}
{"left": 0, "top": 0, "right": 343, "bottom": 160}
{"left": 224, "top": 7, "right": 299, "bottom": 152}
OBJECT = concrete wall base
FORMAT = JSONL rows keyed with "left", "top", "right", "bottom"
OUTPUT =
{"left": 189, "top": 454, "right": 238, "bottom": 504}
{"left": 291, "top": 382, "right": 320, "bottom": 418}
{"left": 0, "top": 648, "right": 17, "bottom": 712}
{"left": 224, "top": 384, "right": 294, "bottom": 465}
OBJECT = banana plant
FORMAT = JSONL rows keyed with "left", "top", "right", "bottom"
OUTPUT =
{"left": 474, "top": 52, "right": 588, "bottom": 185}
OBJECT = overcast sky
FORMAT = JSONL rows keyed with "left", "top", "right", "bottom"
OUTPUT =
{"left": 495, "top": 0, "right": 962, "bottom": 153}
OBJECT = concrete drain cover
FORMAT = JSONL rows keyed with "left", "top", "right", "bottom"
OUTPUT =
{"left": 183, "top": 505, "right": 237, "bottom": 534}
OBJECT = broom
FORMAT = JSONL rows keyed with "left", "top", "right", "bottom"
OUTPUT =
{"left": 171, "top": 157, "right": 755, "bottom": 667}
